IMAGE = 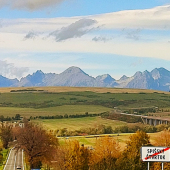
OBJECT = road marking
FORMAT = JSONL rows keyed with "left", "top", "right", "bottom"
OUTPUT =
{"left": 22, "top": 149, "right": 24, "bottom": 170}
{"left": 14, "top": 154, "right": 16, "bottom": 170}
{"left": 3, "top": 147, "right": 15, "bottom": 170}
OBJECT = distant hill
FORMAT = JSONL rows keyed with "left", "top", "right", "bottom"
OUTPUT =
{"left": 1, "top": 66, "right": 170, "bottom": 91}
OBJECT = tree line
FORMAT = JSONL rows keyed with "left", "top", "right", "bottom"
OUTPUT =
{"left": 31, "top": 112, "right": 104, "bottom": 120}
{"left": 0, "top": 112, "right": 106, "bottom": 122}
{"left": 54, "top": 123, "right": 170, "bottom": 137}
{"left": 0, "top": 114, "right": 21, "bottom": 122}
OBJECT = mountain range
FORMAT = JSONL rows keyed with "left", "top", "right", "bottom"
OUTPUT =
{"left": 1, "top": 66, "right": 170, "bottom": 91}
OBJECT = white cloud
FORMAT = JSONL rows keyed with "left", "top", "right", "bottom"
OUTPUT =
{"left": 0, "top": 18, "right": 79, "bottom": 34}
{"left": 0, "top": 5, "right": 170, "bottom": 61}
{"left": 92, "top": 5, "right": 170, "bottom": 30}
{"left": 1, "top": 32, "right": 169, "bottom": 60}
{"left": 0, "top": 60, "right": 29, "bottom": 79}
{"left": 0, "top": 0, "right": 66, "bottom": 10}
{"left": 2, "top": 5, "right": 170, "bottom": 34}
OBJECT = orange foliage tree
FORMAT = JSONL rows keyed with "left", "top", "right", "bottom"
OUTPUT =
{"left": 14, "top": 122, "right": 58, "bottom": 169}
{"left": 151, "top": 129, "right": 170, "bottom": 170}
{"left": 53, "top": 139, "right": 89, "bottom": 170}
{"left": 0, "top": 123, "right": 13, "bottom": 149}
{"left": 89, "top": 136, "right": 120, "bottom": 170}
{"left": 116, "top": 130, "right": 150, "bottom": 170}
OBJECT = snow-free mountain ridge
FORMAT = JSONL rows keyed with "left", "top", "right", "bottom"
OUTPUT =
{"left": 1, "top": 66, "right": 170, "bottom": 91}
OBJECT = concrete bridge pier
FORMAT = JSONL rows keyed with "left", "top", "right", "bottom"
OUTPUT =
{"left": 154, "top": 119, "right": 157, "bottom": 126}
{"left": 141, "top": 116, "right": 170, "bottom": 126}
{"left": 149, "top": 119, "right": 152, "bottom": 125}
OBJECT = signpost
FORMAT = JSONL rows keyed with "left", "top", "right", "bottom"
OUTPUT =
{"left": 141, "top": 146, "right": 170, "bottom": 170}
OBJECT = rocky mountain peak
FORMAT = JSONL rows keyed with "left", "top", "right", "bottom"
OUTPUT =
{"left": 96, "top": 74, "right": 115, "bottom": 82}
{"left": 62, "top": 66, "right": 87, "bottom": 75}
{"left": 151, "top": 67, "right": 170, "bottom": 80}
{"left": 151, "top": 68, "right": 160, "bottom": 80}
{"left": 119, "top": 75, "right": 128, "bottom": 81}
{"left": 133, "top": 71, "right": 142, "bottom": 77}
{"left": 34, "top": 70, "right": 44, "bottom": 75}
{"left": 0, "top": 66, "right": 170, "bottom": 91}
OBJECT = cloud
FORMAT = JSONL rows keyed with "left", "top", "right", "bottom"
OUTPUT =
{"left": 92, "top": 28, "right": 141, "bottom": 42}
{"left": 93, "top": 5, "right": 170, "bottom": 30}
{"left": 0, "top": 60, "right": 29, "bottom": 79}
{"left": 23, "top": 31, "right": 38, "bottom": 40}
{"left": 123, "top": 28, "right": 141, "bottom": 41}
{"left": 0, "top": 0, "right": 66, "bottom": 11}
{"left": 50, "top": 18, "right": 97, "bottom": 42}
{"left": 2, "top": 5, "right": 170, "bottom": 35}
{"left": 92, "top": 36, "right": 113, "bottom": 42}
{"left": 1, "top": 5, "right": 170, "bottom": 62}
{"left": 130, "top": 59, "right": 143, "bottom": 67}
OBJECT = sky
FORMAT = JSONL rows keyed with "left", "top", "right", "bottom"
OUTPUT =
{"left": 0, "top": 0, "right": 170, "bottom": 80}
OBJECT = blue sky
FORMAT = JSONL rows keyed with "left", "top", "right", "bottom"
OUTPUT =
{"left": 0, "top": 0, "right": 170, "bottom": 79}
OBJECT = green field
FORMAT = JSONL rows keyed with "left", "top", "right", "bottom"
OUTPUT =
{"left": 57, "top": 132, "right": 162, "bottom": 151}
{"left": 0, "top": 105, "right": 112, "bottom": 118}
{"left": 33, "top": 116, "right": 128, "bottom": 149}
{"left": 0, "top": 86, "right": 169, "bottom": 119}
{"left": 57, "top": 132, "right": 159, "bottom": 151}
{"left": 0, "top": 91, "right": 169, "bottom": 107}
{"left": 0, "top": 88, "right": 170, "bottom": 117}
{"left": 32, "top": 117, "right": 127, "bottom": 131}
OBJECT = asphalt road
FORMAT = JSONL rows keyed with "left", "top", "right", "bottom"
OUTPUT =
{"left": 4, "top": 147, "right": 24, "bottom": 170}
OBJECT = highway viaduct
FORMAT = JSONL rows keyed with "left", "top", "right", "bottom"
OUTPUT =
{"left": 141, "top": 116, "right": 170, "bottom": 126}
{"left": 120, "top": 113, "right": 170, "bottom": 126}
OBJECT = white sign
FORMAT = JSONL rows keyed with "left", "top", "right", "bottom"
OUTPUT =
{"left": 141, "top": 146, "right": 170, "bottom": 162}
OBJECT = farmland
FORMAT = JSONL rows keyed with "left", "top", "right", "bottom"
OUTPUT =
{"left": 57, "top": 132, "right": 161, "bottom": 151}
{"left": 32, "top": 117, "right": 127, "bottom": 131}
{"left": 0, "top": 105, "right": 112, "bottom": 118}
{"left": 0, "top": 87, "right": 170, "bottom": 118}
{"left": 0, "top": 87, "right": 170, "bottom": 135}
{"left": 0, "top": 86, "right": 163, "bottom": 94}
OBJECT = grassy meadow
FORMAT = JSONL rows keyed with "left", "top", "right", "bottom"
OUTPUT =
{"left": 32, "top": 117, "right": 127, "bottom": 131}
{"left": 57, "top": 132, "right": 161, "bottom": 151}
{"left": 32, "top": 116, "right": 129, "bottom": 150}
{"left": 0, "top": 105, "right": 112, "bottom": 118}
{"left": 58, "top": 133, "right": 131, "bottom": 150}
{"left": 32, "top": 116, "right": 163, "bottom": 151}
{"left": 0, "top": 86, "right": 164, "bottom": 94}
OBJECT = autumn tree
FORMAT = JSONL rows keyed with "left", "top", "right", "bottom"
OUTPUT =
{"left": 116, "top": 130, "right": 150, "bottom": 170}
{"left": 151, "top": 130, "right": 170, "bottom": 169}
{"left": 54, "top": 140, "right": 89, "bottom": 170}
{"left": 0, "top": 123, "right": 13, "bottom": 149}
{"left": 89, "top": 136, "right": 120, "bottom": 170}
{"left": 14, "top": 114, "right": 21, "bottom": 120}
{"left": 14, "top": 122, "right": 58, "bottom": 169}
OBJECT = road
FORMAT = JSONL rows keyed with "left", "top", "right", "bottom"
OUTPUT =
{"left": 4, "top": 147, "right": 24, "bottom": 170}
